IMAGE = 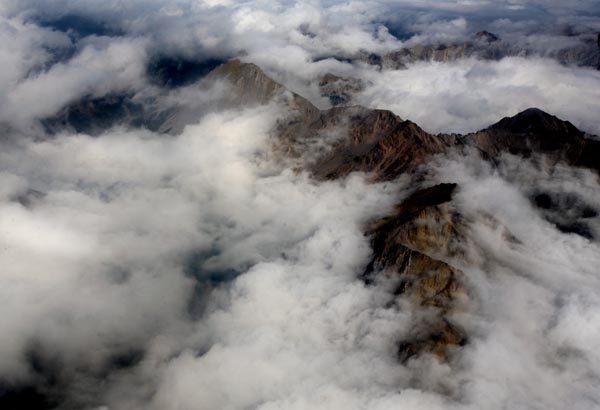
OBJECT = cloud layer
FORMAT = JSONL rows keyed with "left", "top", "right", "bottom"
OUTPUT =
{"left": 0, "top": 1, "right": 600, "bottom": 410}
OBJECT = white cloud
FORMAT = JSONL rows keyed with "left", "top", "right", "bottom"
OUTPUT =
{"left": 356, "top": 57, "right": 600, "bottom": 134}
{"left": 1, "top": 1, "right": 600, "bottom": 409}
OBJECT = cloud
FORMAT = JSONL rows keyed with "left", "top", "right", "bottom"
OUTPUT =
{"left": 355, "top": 57, "right": 600, "bottom": 134}
{"left": 0, "top": 100, "right": 405, "bottom": 407}
{"left": 0, "top": 1, "right": 600, "bottom": 410}
{"left": 1, "top": 35, "right": 149, "bottom": 127}
{"left": 422, "top": 152, "right": 600, "bottom": 410}
{"left": 0, "top": 0, "right": 597, "bottom": 129}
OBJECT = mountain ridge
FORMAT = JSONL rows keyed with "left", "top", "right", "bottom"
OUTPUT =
{"left": 36, "top": 59, "right": 600, "bottom": 362}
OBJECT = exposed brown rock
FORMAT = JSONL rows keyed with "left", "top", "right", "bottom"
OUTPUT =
{"left": 398, "top": 319, "right": 466, "bottom": 363}
{"left": 207, "top": 59, "right": 319, "bottom": 118}
{"left": 364, "top": 184, "right": 468, "bottom": 361}
{"left": 206, "top": 61, "right": 600, "bottom": 364}
{"left": 298, "top": 107, "right": 457, "bottom": 181}
{"left": 201, "top": 62, "right": 462, "bottom": 181}
{"left": 367, "top": 183, "right": 464, "bottom": 258}
{"left": 36, "top": 58, "right": 600, "bottom": 367}
{"left": 206, "top": 59, "right": 284, "bottom": 105}
{"left": 173, "top": 61, "right": 597, "bottom": 363}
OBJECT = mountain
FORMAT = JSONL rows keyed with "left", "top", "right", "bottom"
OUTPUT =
{"left": 317, "top": 73, "right": 365, "bottom": 106}
{"left": 207, "top": 61, "right": 597, "bottom": 361}
{"left": 307, "top": 108, "right": 455, "bottom": 181}
{"left": 364, "top": 183, "right": 467, "bottom": 360}
{"left": 354, "top": 31, "right": 600, "bottom": 70}
{"left": 465, "top": 107, "right": 600, "bottom": 173}
{"left": 35, "top": 59, "right": 600, "bottom": 363}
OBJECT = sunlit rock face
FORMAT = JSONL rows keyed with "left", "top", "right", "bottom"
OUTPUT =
{"left": 364, "top": 183, "right": 468, "bottom": 361}
{"left": 1, "top": 2, "right": 600, "bottom": 410}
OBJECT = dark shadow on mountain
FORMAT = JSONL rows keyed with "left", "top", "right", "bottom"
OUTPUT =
{"left": 0, "top": 384, "right": 58, "bottom": 410}
{"left": 0, "top": 339, "right": 147, "bottom": 410}
{"left": 41, "top": 93, "right": 146, "bottom": 136}
{"left": 184, "top": 249, "right": 243, "bottom": 319}
{"left": 466, "top": 107, "right": 600, "bottom": 174}
{"left": 531, "top": 191, "right": 597, "bottom": 240}
{"left": 489, "top": 107, "right": 583, "bottom": 136}
{"left": 147, "top": 56, "right": 227, "bottom": 88}
{"left": 35, "top": 14, "right": 124, "bottom": 38}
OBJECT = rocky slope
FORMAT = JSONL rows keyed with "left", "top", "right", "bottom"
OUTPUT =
{"left": 199, "top": 60, "right": 597, "bottom": 362}
{"left": 464, "top": 107, "right": 600, "bottom": 174}
{"left": 38, "top": 59, "right": 600, "bottom": 362}
{"left": 364, "top": 183, "right": 468, "bottom": 360}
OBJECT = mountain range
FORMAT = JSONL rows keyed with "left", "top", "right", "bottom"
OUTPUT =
{"left": 36, "top": 58, "right": 600, "bottom": 364}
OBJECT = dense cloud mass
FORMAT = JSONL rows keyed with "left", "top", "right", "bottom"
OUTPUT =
{"left": 356, "top": 57, "right": 600, "bottom": 134}
{"left": 1, "top": 1, "right": 600, "bottom": 409}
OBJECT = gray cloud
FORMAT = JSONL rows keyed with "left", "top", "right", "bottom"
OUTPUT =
{"left": 423, "top": 152, "right": 600, "bottom": 410}
{"left": 0, "top": 1, "right": 600, "bottom": 410}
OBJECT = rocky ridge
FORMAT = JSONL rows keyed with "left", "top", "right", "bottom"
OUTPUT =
{"left": 208, "top": 60, "right": 600, "bottom": 360}
{"left": 353, "top": 31, "right": 600, "bottom": 70}
{"left": 40, "top": 59, "right": 600, "bottom": 362}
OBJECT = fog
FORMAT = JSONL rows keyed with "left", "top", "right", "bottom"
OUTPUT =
{"left": 0, "top": 1, "right": 599, "bottom": 409}
{"left": 356, "top": 57, "right": 600, "bottom": 134}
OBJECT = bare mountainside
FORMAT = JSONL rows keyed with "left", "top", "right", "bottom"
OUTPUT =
{"left": 8, "top": 57, "right": 599, "bottom": 407}
{"left": 213, "top": 59, "right": 600, "bottom": 362}
{"left": 176, "top": 60, "right": 600, "bottom": 360}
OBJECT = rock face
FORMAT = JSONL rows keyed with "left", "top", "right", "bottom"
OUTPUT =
{"left": 40, "top": 59, "right": 319, "bottom": 136}
{"left": 270, "top": 101, "right": 457, "bottom": 181}
{"left": 465, "top": 107, "right": 600, "bottom": 174}
{"left": 308, "top": 108, "right": 455, "bottom": 181}
{"left": 206, "top": 59, "right": 319, "bottom": 117}
{"left": 205, "top": 59, "right": 285, "bottom": 105}
{"left": 364, "top": 183, "right": 468, "bottom": 361}
{"left": 36, "top": 59, "right": 600, "bottom": 363}
{"left": 208, "top": 61, "right": 600, "bottom": 361}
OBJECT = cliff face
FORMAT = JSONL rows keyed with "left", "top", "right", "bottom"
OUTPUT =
{"left": 38, "top": 59, "right": 599, "bottom": 364}
{"left": 309, "top": 109, "right": 455, "bottom": 181}
{"left": 365, "top": 184, "right": 468, "bottom": 361}
{"left": 465, "top": 107, "right": 600, "bottom": 174}
{"left": 364, "top": 183, "right": 467, "bottom": 360}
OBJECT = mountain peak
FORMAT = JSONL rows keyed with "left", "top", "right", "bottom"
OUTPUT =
{"left": 206, "top": 59, "right": 284, "bottom": 104}
{"left": 489, "top": 107, "right": 583, "bottom": 136}
{"left": 475, "top": 30, "right": 500, "bottom": 43}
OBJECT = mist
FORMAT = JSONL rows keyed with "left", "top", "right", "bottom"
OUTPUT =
{"left": 1, "top": 1, "right": 600, "bottom": 409}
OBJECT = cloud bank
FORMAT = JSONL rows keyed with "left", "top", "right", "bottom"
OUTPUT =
{"left": 0, "top": 1, "right": 599, "bottom": 410}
